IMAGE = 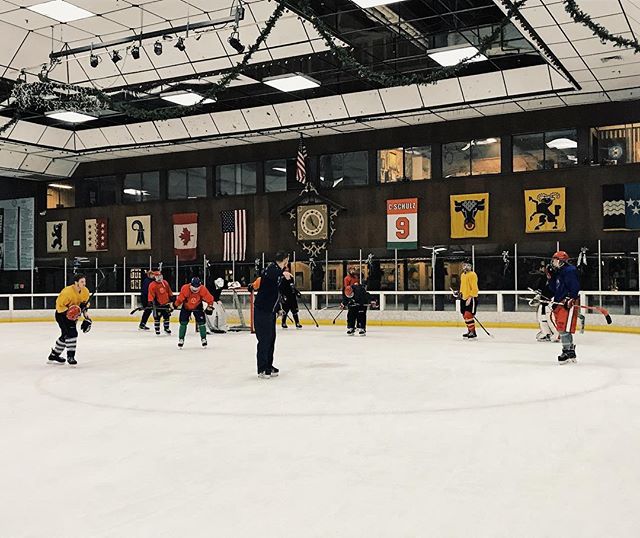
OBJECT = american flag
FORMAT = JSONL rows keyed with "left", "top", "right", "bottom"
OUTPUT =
{"left": 221, "top": 209, "right": 246, "bottom": 262}
{"left": 296, "top": 136, "right": 308, "bottom": 184}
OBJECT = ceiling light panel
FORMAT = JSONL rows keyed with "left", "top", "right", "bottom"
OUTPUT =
{"left": 28, "top": 1, "right": 94, "bottom": 23}
{"left": 45, "top": 111, "right": 96, "bottom": 123}
{"left": 263, "top": 74, "right": 320, "bottom": 92}
{"left": 352, "top": 0, "right": 409, "bottom": 7}
{"left": 428, "top": 46, "right": 488, "bottom": 66}
{"left": 161, "top": 92, "right": 215, "bottom": 106}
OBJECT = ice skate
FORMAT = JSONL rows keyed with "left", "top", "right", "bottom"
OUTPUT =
{"left": 358, "top": 329, "right": 366, "bottom": 336}
{"left": 164, "top": 328, "right": 171, "bottom": 335}
{"left": 296, "top": 323, "right": 302, "bottom": 329}
{"left": 178, "top": 338, "right": 184, "bottom": 349}
{"left": 462, "top": 331, "right": 477, "bottom": 339}
{"left": 138, "top": 324, "right": 150, "bottom": 331}
{"left": 47, "top": 351, "right": 65, "bottom": 364}
{"left": 67, "top": 355, "right": 77, "bottom": 366}
{"left": 347, "top": 328, "right": 355, "bottom": 335}
{"left": 257, "top": 371, "right": 271, "bottom": 379}
{"left": 270, "top": 366, "right": 279, "bottom": 377}
{"left": 201, "top": 337, "right": 208, "bottom": 348}
{"left": 558, "top": 348, "right": 577, "bottom": 365}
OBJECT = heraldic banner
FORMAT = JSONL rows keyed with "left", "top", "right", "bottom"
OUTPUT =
{"left": 85, "top": 218, "right": 109, "bottom": 252}
{"left": 524, "top": 187, "right": 566, "bottom": 233}
{"left": 173, "top": 213, "right": 198, "bottom": 261}
{"left": 126, "top": 215, "right": 151, "bottom": 251}
{"left": 450, "top": 193, "right": 489, "bottom": 239}
{"left": 46, "top": 220, "right": 68, "bottom": 253}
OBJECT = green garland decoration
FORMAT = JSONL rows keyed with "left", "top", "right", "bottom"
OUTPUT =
{"left": 0, "top": 114, "right": 19, "bottom": 136}
{"left": 288, "top": 0, "right": 529, "bottom": 87}
{"left": 563, "top": 0, "right": 640, "bottom": 54}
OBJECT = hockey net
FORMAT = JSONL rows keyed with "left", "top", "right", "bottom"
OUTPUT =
{"left": 227, "top": 287, "right": 254, "bottom": 333}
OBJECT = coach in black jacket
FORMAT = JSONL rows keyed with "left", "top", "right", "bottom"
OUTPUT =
{"left": 252, "top": 251, "right": 292, "bottom": 379}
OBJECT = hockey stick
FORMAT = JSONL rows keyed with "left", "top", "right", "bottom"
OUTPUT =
{"left": 332, "top": 307, "right": 345, "bottom": 324}
{"left": 297, "top": 294, "right": 319, "bottom": 328}
{"left": 473, "top": 315, "right": 494, "bottom": 338}
{"left": 527, "top": 298, "right": 612, "bottom": 324}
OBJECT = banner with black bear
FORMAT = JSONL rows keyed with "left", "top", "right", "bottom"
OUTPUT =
{"left": 46, "top": 221, "right": 68, "bottom": 253}
{"left": 450, "top": 193, "right": 489, "bottom": 239}
{"left": 524, "top": 187, "right": 566, "bottom": 233}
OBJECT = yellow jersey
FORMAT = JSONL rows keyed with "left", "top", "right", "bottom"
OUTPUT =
{"left": 55, "top": 285, "right": 90, "bottom": 314}
{"left": 460, "top": 271, "right": 479, "bottom": 300}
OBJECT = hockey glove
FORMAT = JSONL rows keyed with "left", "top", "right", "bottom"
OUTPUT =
{"left": 205, "top": 305, "right": 214, "bottom": 316}
{"left": 562, "top": 297, "right": 576, "bottom": 310}
{"left": 295, "top": 290, "right": 302, "bottom": 298}
{"left": 79, "top": 301, "right": 88, "bottom": 311}
{"left": 81, "top": 318, "right": 92, "bottom": 333}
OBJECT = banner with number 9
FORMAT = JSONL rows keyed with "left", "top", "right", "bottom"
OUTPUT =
{"left": 386, "top": 198, "right": 418, "bottom": 250}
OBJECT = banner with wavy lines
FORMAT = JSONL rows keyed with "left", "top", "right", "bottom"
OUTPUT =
{"left": 602, "top": 183, "right": 640, "bottom": 230}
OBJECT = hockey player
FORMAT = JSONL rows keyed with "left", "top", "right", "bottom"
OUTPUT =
{"left": 48, "top": 273, "right": 92, "bottom": 366}
{"left": 205, "top": 277, "right": 229, "bottom": 334}
{"left": 459, "top": 261, "right": 479, "bottom": 339}
{"left": 531, "top": 263, "right": 560, "bottom": 342}
{"left": 279, "top": 272, "right": 302, "bottom": 329}
{"left": 138, "top": 270, "right": 153, "bottom": 331}
{"left": 548, "top": 251, "right": 580, "bottom": 365}
{"left": 148, "top": 270, "right": 174, "bottom": 336}
{"left": 173, "top": 277, "right": 214, "bottom": 349}
{"left": 253, "top": 252, "right": 292, "bottom": 379}
{"left": 344, "top": 265, "right": 359, "bottom": 291}
{"left": 343, "top": 282, "right": 371, "bottom": 336}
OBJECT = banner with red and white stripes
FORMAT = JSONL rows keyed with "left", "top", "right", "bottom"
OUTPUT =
{"left": 221, "top": 209, "right": 246, "bottom": 262}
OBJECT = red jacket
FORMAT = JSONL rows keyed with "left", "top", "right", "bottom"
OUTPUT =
{"left": 343, "top": 274, "right": 359, "bottom": 290}
{"left": 148, "top": 280, "right": 173, "bottom": 306}
{"left": 175, "top": 283, "right": 214, "bottom": 311}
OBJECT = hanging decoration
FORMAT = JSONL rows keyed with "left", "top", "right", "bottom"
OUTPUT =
{"left": 563, "top": 0, "right": 640, "bottom": 54}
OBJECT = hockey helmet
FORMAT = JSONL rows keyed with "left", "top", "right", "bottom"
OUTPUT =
{"left": 552, "top": 250, "right": 570, "bottom": 261}
{"left": 190, "top": 277, "right": 202, "bottom": 291}
{"left": 348, "top": 265, "right": 358, "bottom": 275}
{"left": 151, "top": 270, "right": 163, "bottom": 281}
{"left": 66, "top": 304, "right": 82, "bottom": 321}
{"left": 462, "top": 260, "right": 473, "bottom": 272}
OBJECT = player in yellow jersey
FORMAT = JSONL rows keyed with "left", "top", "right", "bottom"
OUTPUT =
{"left": 459, "top": 261, "right": 479, "bottom": 339}
{"left": 48, "top": 273, "right": 92, "bottom": 366}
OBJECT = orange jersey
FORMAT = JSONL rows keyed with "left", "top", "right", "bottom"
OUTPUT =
{"left": 343, "top": 274, "right": 359, "bottom": 290}
{"left": 148, "top": 280, "right": 173, "bottom": 306}
{"left": 175, "top": 283, "right": 214, "bottom": 311}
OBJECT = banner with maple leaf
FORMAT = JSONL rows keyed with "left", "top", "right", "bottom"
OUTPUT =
{"left": 173, "top": 213, "right": 198, "bottom": 262}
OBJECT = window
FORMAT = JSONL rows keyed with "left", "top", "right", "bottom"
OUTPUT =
{"left": 404, "top": 146, "right": 431, "bottom": 181}
{"left": 46, "top": 181, "right": 75, "bottom": 209}
{"left": 168, "top": 167, "right": 207, "bottom": 200}
{"left": 264, "top": 159, "right": 287, "bottom": 193}
{"left": 592, "top": 124, "right": 640, "bottom": 164}
{"left": 84, "top": 176, "right": 117, "bottom": 206}
{"left": 319, "top": 151, "right": 368, "bottom": 188}
{"left": 443, "top": 138, "right": 501, "bottom": 177}
{"left": 217, "top": 163, "right": 257, "bottom": 195}
{"left": 513, "top": 129, "right": 577, "bottom": 171}
{"left": 378, "top": 148, "right": 404, "bottom": 183}
{"left": 123, "top": 171, "right": 160, "bottom": 203}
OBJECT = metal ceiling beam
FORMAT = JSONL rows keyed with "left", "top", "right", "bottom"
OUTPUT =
{"left": 49, "top": 7, "right": 245, "bottom": 60}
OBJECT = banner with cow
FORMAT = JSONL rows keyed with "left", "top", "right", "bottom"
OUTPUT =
{"left": 450, "top": 193, "right": 489, "bottom": 239}
{"left": 524, "top": 187, "right": 566, "bottom": 233}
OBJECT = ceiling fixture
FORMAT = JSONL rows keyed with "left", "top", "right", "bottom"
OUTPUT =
{"left": 45, "top": 111, "right": 96, "bottom": 124}
{"left": 111, "top": 50, "right": 122, "bottom": 64}
{"left": 154, "top": 40, "right": 163, "bottom": 55}
{"left": 161, "top": 91, "right": 215, "bottom": 106}
{"left": 546, "top": 138, "right": 578, "bottom": 150}
{"left": 263, "top": 73, "right": 320, "bottom": 92}
{"left": 428, "top": 45, "right": 487, "bottom": 67}
{"left": 89, "top": 53, "right": 99, "bottom": 68}
{"left": 228, "top": 31, "right": 245, "bottom": 54}
{"left": 174, "top": 37, "right": 186, "bottom": 52}
{"left": 131, "top": 44, "right": 140, "bottom": 60}
{"left": 28, "top": 0, "right": 94, "bottom": 23}
{"left": 352, "top": 0, "right": 408, "bottom": 6}
{"left": 48, "top": 183, "right": 74, "bottom": 190}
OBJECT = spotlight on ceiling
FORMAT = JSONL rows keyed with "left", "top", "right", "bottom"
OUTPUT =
{"left": 228, "top": 32, "right": 245, "bottom": 54}
{"left": 174, "top": 37, "right": 186, "bottom": 52}
{"left": 89, "top": 53, "right": 99, "bottom": 68}
{"left": 111, "top": 50, "right": 122, "bottom": 64}
{"left": 131, "top": 44, "right": 140, "bottom": 59}
{"left": 154, "top": 40, "right": 163, "bottom": 55}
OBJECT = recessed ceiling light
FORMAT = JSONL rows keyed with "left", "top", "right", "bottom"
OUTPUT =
{"left": 45, "top": 111, "right": 96, "bottom": 123}
{"left": 428, "top": 45, "right": 487, "bottom": 67}
{"left": 546, "top": 138, "right": 577, "bottom": 150}
{"left": 28, "top": 1, "right": 94, "bottom": 23}
{"left": 49, "top": 183, "right": 73, "bottom": 190}
{"left": 161, "top": 92, "right": 215, "bottom": 106}
{"left": 352, "top": 0, "right": 408, "bottom": 7}
{"left": 263, "top": 73, "right": 320, "bottom": 92}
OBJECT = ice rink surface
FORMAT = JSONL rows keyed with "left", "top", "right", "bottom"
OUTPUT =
{"left": 2, "top": 321, "right": 640, "bottom": 538}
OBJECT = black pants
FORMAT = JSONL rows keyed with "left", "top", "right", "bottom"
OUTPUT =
{"left": 153, "top": 304, "right": 171, "bottom": 332}
{"left": 52, "top": 311, "right": 78, "bottom": 358}
{"left": 140, "top": 305, "right": 152, "bottom": 326}
{"left": 347, "top": 305, "right": 367, "bottom": 329}
{"left": 459, "top": 297, "right": 478, "bottom": 315}
{"left": 254, "top": 308, "right": 277, "bottom": 374}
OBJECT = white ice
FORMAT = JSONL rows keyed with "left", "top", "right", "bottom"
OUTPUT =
{"left": 2, "top": 321, "right": 640, "bottom": 538}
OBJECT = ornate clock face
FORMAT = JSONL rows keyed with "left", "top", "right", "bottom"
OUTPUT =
{"left": 297, "top": 204, "right": 328, "bottom": 241}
